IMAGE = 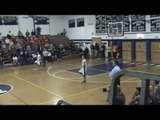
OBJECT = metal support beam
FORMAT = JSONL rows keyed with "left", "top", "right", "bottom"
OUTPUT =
{"left": 139, "top": 79, "right": 150, "bottom": 105}
{"left": 109, "top": 69, "right": 160, "bottom": 105}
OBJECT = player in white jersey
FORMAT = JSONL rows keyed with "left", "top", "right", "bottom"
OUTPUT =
{"left": 79, "top": 55, "right": 87, "bottom": 83}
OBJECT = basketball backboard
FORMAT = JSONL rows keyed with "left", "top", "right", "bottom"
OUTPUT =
{"left": 108, "top": 22, "right": 124, "bottom": 37}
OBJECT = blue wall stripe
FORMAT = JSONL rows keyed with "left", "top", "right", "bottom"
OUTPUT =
{"left": 70, "top": 39, "right": 159, "bottom": 63}
{"left": 146, "top": 40, "right": 151, "bottom": 63}
{"left": 131, "top": 40, "right": 135, "bottom": 61}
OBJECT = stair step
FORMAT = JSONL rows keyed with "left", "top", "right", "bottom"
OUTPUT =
{"left": 4, "top": 63, "right": 14, "bottom": 67}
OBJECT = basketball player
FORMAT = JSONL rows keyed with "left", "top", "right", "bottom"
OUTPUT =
{"left": 79, "top": 55, "right": 87, "bottom": 83}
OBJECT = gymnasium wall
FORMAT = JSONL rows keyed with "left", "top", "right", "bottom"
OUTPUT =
{"left": 1, "top": 15, "right": 160, "bottom": 39}
{"left": 0, "top": 15, "right": 50, "bottom": 36}
{"left": 49, "top": 15, "right": 65, "bottom": 35}
{"left": 62, "top": 15, "right": 160, "bottom": 40}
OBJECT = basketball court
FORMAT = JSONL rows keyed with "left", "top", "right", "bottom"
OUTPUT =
{"left": 0, "top": 57, "right": 145, "bottom": 105}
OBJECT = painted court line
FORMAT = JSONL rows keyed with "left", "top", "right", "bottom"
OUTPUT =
{"left": 48, "top": 66, "right": 140, "bottom": 84}
{"left": 62, "top": 78, "right": 140, "bottom": 99}
{"left": 37, "top": 98, "right": 62, "bottom": 105}
{"left": 9, "top": 73, "right": 63, "bottom": 98}
{"left": 38, "top": 77, "right": 140, "bottom": 105}
{"left": 38, "top": 85, "right": 106, "bottom": 105}
{"left": 63, "top": 85, "right": 107, "bottom": 99}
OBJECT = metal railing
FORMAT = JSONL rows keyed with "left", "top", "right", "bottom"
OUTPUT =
{"left": 56, "top": 100, "right": 71, "bottom": 105}
{"left": 109, "top": 69, "right": 160, "bottom": 105}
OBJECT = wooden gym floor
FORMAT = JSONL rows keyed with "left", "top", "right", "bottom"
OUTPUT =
{"left": 0, "top": 57, "right": 148, "bottom": 105}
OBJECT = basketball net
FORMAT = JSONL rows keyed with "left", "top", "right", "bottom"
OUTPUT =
{"left": 111, "top": 31, "right": 116, "bottom": 39}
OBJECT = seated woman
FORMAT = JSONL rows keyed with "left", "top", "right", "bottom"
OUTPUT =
{"left": 129, "top": 87, "right": 141, "bottom": 105}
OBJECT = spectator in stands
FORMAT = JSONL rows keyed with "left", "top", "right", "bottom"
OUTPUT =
{"left": 48, "top": 50, "right": 53, "bottom": 64}
{"left": 57, "top": 47, "right": 62, "bottom": 60}
{"left": 12, "top": 54, "right": 19, "bottom": 66}
{"left": 148, "top": 85, "right": 157, "bottom": 105}
{"left": 117, "top": 44, "right": 121, "bottom": 59}
{"left": 112, "top": 42, "right": 118, "bottom": 60}
{"left": 22, "top": 48, "right": 28, "bottom": 65}
{"left": 101, "top": 43, "right": 105, "bottom": 58}
{"left": 155, "top": 85, "right": 160, "bottom": 104}
{"left": 115, "top": 86, "right": 125, "bottom": 105}
{"left": 59, "top": 42, "right": 64, "bottom": 51}
{"left": 51, "top": 48, "right": 57, "bottom": 61}
{"left": 26, "top": 53, "right": 34, "bottom": 64}
{"left": 5, "top": 36, "right": 10, "bottom": 48}
{"left": 95, "top": 43, "right": 99, "bottom": 58}
{"left": 36, "top": 26, "right": 41, "bottom": 36}
{"left": 31, "top": 30, "right": 35, "bottom": 36}
{"left": 17, "top": 30, "right": 23, "bottom": 37}
{"left": 0, "top": 56, "right": 5, "bottom": 68}
{"left": 32, "top": 52, "right": 37, "bottom": 62}
{"left": 129, "top": 87, "right": 141, "bottom": 105}
{"left": 8, "top": 30, "right": 12, "bottom": 36}
{"left": 90, "top": 42, "right": 95, "bottom": 58}
{"left": 25, "top": 30, "right": 30, "bottom": 37}
{"left": 79, "top": 55, "right": 87, "bottom": 84}
{"left": 48, "top": 38, "right": 53, "bottom": 50}
{"left": 42, "top": 49, "right": 49, "bottom": 67}
{"left": 0, "top": 33, "right": 2, "bottom": 40}
{"left": 63, "top": 29, "right": 66, "bottom": 36}
{"left": 1, "top": 41, "right": 6, "bottom": 49}
{"left": 154, "top": 80, "right": 159, "bottom": 88}
{"left": 44, "top": 37, "right": 49, "bottom": 49}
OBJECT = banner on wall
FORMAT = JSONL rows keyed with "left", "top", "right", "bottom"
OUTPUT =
{"left": 77, "top": 18, "right": 84, "bottom": 27}
{"left": 123, "top": 15, "right": 130, "bottom": 32}
{"left": 123, "top": 15, "right": 130, "bottom": 21}
{"left": 131, "top": 15, "right": 145, "bottom": 20}
{"left": 151, "top": 18, "right": 160, "bottom": 31}
{"left": 0, "top": 16, "right": 2, "bottom": 25}
{"left": 96, "top": 15, "right": 106, "bottom": 34}
{"left": 123, "top": 21, "right": 130, "bottom": 32}
{"left": 68, "top": 19, "right": 75, "bottom": 28}
{"left": 150, "top": 15, "right": 160, "bottom": 18}
{"left": 3, "top": 16, "right": 18, "bottom": 25}
{"left": 35, "top": 17, "right": 49, "bottom": 25}
{"left": 106, "top": 15, "right": 123, "bottom": 22}
{"left": 131, "top": 20, "right": 146, "bottom": 32}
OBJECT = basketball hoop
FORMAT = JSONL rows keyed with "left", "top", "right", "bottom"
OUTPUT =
{"left": 108, "top": 22, "right": 123, "bottom": 37}
{"left": 111, "top": 32, "right": 115, "bottom": 39}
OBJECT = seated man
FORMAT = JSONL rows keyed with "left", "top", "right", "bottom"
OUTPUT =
{"left": 115, "top": 86, "right": 125, "bottom": 105}
{"left": 129, "top": 87, "right": 141, "bottom": 105}
{"left": 12, "top": 55, "right": 19, "bottom": 66}
{"left": 107, "top": 86, "right": 125, "bottom": 105}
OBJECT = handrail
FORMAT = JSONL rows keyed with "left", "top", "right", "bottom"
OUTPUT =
{"left": 56, "top": 100, "right": 71, "bottom": 105}
{"left": 109, "top": 69, "right": 160, "bottom": 105}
